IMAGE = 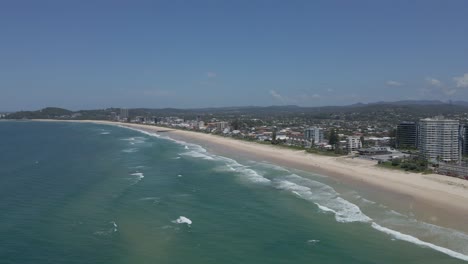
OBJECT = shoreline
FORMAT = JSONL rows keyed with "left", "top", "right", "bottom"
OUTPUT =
{"left": 35, "top": 120, "right": 468, "bottom": 232}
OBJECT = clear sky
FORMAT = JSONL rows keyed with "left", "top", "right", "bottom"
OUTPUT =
{"left": 1, "top": 0, "right": 468, "bottom": 111}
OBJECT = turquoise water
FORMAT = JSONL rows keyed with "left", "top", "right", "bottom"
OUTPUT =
{"left": 1, "top": 121, "right": 467, "bottom": 263}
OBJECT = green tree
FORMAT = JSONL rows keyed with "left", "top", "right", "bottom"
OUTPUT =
{"left": 328, "top": 128, "right": 339, "bottom": 148}
{"left": 231, "top": 119, "right": 241, "bottom": 130}
{"left": 391, "top": 158, "right": 401, "bottom": 166}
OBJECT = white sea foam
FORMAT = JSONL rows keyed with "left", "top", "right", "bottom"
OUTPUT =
{"left": 351, "top": 193, "right": 377, "bottom": 205}
{"left": 121, "top": 126, "right": 208, "bottom": 154}
{"left": 94, "top": 221, "right": 118, "bottom": 236}
{"left": 377, "top": 212, "right": 468, "bottom": 256}
{"left": 121, "top": 136, "right": 147, "bottom": 145}
{"left": 419, "top": 221, "right": 468, "bottom": 245}
{"left": 139, "top": 196, "right": 159, "bottom": 202}
{"left": 387, "top": 209, "right": 406, "bottom": 217}
{"left": 131, "top": 172, "right": 144, "bottom": 179}
{"left": 179, "top": 144, "right": 216, "bottom": 160}
{"left": 359, "top": 197, "right": 377, "bottom": 205}
{"left": 172, "top": 216, "right": 192, "bottom": 226}
{"left": 122, "top": 148, "right": 138, "bottom": 153}
{"left": 177, "top": 174, "right": 183, "bottom": 177}
{"left": 226, "top": 162, "right": 271, "bottom": 184}
{"left": 129, "top": 172, "right": 144, "bottom": 184}
{"left": 273, "top": 178, "right": 371, "bottom": 223}
{"left": 332, "top": 197, "right": 373, "bottom": 223}
{"left": 315, "top": 204, "right": 337, "bottom": 213}
{"left": 256, "top": 162, "right": 291, "bottom": 172}
{"left": 291, "top": 191, "right": 302, "bottom": 197}
{"left": 121, "top": 126, "right": 186, "bottom": 146}
{"left": 100, "top": 132, "right": 110, "bottom": 135}
{"left": 371, "top": 223, "right": 468, "bottom": 261}
{"left": 180, "top": 150, "right": 214, "bottom": 160}
{"left": 121, "top": 126, "right": 271, "bottom": 184}
{"left": 111, "top": 221, "right": 118, "bottom": 232}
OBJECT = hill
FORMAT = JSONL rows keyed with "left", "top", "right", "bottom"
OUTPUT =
{"left": 4, "top": 101, "right": 468, "bottom": 125}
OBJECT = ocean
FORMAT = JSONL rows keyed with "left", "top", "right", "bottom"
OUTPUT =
{"left": 1, "top": 121, "right": 467, "bottom": 263}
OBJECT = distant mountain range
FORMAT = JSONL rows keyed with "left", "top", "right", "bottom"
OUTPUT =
{"left": 358, "top": 100, "right": 468, "bottom": 106}
{"left": 3, "top": 100, "right": 468, "bottom": 121}
{"left": 186, "top": 100, "right": 468, "bottom": 111}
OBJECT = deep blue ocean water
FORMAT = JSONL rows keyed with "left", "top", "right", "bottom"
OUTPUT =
{"left": 0, "top": 121, "right": 467, "bottom": 263}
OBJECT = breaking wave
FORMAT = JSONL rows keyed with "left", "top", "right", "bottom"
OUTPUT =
{"left": 372, "top": 223, "right": 468, "bottom": 261}
{"left": 94, "top": 221, "right": 119, "bottom": 236}
{"left": 273, "top": 177, "right": 372, "bottom": 223}
{"left": 172, "top": 216, "right": 192, "bottom": 226}
{"left": 122, "top": 148, "right": 138, "bottom": 153}
{"left": 129, "top": 172, "right": 144, "bottom": 184}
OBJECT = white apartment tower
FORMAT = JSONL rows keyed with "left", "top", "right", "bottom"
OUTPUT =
{"left": 216, "top": 121, "right": 229, "bottom": 131}
{"left": 304, "top": 127, "right": 324, "bottom": 144}
{"left": 120, "top": 108, "right": 129, "bottom": 121}
{"left": 418, "top": 117, "right": 460, "bottom": 162}
{"left": 346, "top": 136, "right": 362, "bottom": 152}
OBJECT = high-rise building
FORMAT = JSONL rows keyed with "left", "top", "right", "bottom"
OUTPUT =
{"left": 396, "top": 122, "right": 418, "bottom": 149}
{"left": 216, "top": 121, "right": 229, "bottom": 131}
{"left": 304, "top": 127, "right": 324, "bottom": 144}
{"left": 418, "top": 117, "right": 460, "bottom": 162}
{"left": 110, "top": 112, "right": 117, "bottom": 121}
{"left": 120, "top": 108, "right": 129, "bottom": 121}
{"left": 462, "top": 124, "right": 468, "bottom": 156}
{"left": 346, "top": 136, "right": 362, "bottom": 152}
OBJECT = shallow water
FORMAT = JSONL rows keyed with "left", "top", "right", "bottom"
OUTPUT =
{"left": 0, "top": 121, "right": 467, "bottom": 263}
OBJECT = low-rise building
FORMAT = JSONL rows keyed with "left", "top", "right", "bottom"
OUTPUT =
{"left": 358, "top": 147, "right": 392, "bottom": 156}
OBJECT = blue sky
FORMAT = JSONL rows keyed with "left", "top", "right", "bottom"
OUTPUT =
{"left": 1, "top": 0, "right": 468, "bottom": 110}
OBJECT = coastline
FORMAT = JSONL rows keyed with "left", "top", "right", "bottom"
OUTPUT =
{"left": 35, "top": 120, "right": 468, "bottom": 232}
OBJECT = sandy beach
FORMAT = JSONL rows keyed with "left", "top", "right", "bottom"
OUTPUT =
{"left": 40, "top": 120, "right": 468, "bottom": 231}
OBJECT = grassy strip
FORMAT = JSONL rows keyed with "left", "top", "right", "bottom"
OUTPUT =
{"left": 377, "top": 161, "right": 432, "bottom": 174}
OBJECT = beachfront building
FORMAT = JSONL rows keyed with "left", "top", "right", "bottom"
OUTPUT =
{"left": 418, "top": 117, "right": 460, "bottom": 162}
{"left": 216, "top": 121, "right": 229, "bottom": 131}
{"left": 346, "top": 136, "right": 362, "bottom": 152}
{"left": 110, "top": 111, "right": 118, "bottom": 121}
{"left": 358, "top": 147, "right": 391, "bottom": 156}
{"left": 365, "top": 136, "right": 392, "bottom": 147}
{"left": 120, "top": 108, "right": 129, "bottom": 122}
{"left": 197, "top": 121, "right": 205, "bottom": 130}
{"left": 437, "top": 160, "right": 468, "bottom": 179}
{"left": 304, "top": 127, "right": 324, "bottom": 145}
{"left": 462, "top": 125, "right": 468, "bottom": 156}
{"left": 396, "top": 122, "right": 418, "bottom": 149}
